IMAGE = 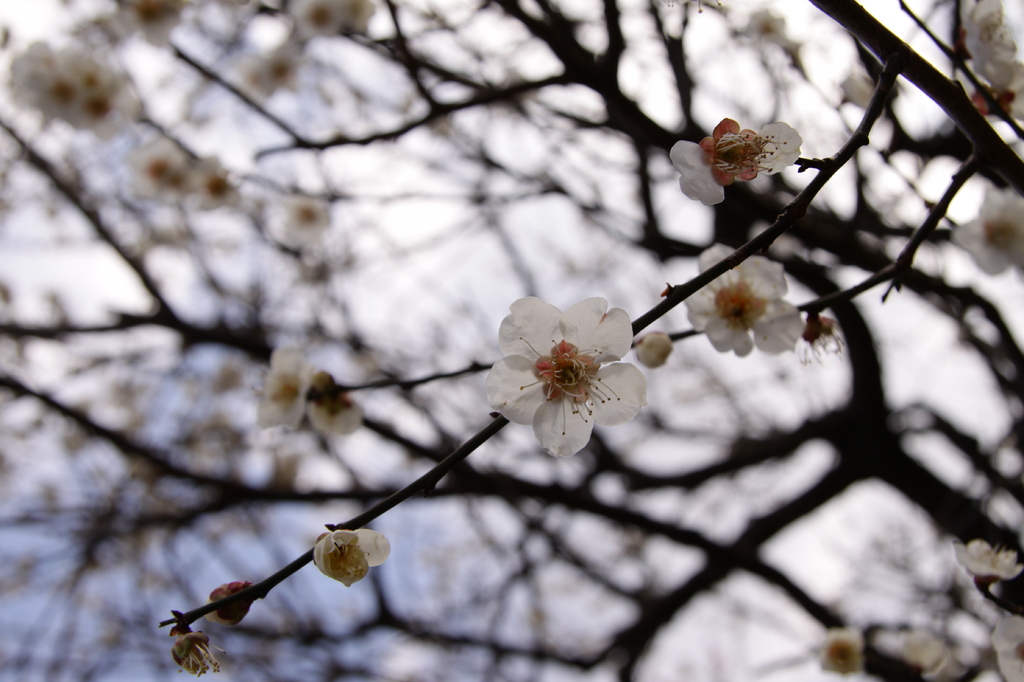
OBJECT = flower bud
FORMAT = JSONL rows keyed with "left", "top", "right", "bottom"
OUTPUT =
{"left": 313, "top": 528, "right": 390, "bottom": 586}
{"left": 635, "top": 332, "right": 673, "bottom": 368}
{"left": 204, "top": 580, "right": 254, "bottom": 626}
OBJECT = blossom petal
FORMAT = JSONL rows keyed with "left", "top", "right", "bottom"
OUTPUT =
{"left": 751, "top": 301, "right": 803, "bottom": 354}
{"left": 758, "top": 122, "right": 802, "bottom": 173}
{"left": 739, "top": 256, "right": 788, "bottom": 299}
{"left": 684, "top": 290, "right": 717, "bottom": 331}
{"left": 560, "top": 298, "right": 632, "bottom": 359}
{"left": 308, "top": 400, "right": 364, "bottom": 435}
{"left": 591, "top": 363, "right": 647, "bottom": 426}
{"left": 355, "top": 529, "right": 391, "bottom": 566}
{"left": 698, "top": 243, "right": 735, "bottom": 273}
{"left": 703, "top": 317, "right": 754, "bottom": 356}
{"left": 485, "top": 355, "right": 546, "bottom": 424}
{"left": 670, "top": 141, "right": 725, "bottom": 205}
{"left": 532, "top": 400, "right": 594, "bottom": 457}
{"left": 498, "top": 297, "right": 562, "bottom": 357}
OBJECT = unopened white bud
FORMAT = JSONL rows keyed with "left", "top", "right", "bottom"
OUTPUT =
{"left": 635, "top": 332, "right": 673, "bottom": 368}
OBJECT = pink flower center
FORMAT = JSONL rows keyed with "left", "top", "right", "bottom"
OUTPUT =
{"left": 534, "top": 340, "right": 597, "bottom": 402}
{"left": 710, "top": 132, "right": 771, "bottom": 182}
{"left": 714, "top": 281, "right": 767, "bottom": 329}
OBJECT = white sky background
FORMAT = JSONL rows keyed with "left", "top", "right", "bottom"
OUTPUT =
{"left": 2, "top": 0, "right": 1024, "bottom": 680}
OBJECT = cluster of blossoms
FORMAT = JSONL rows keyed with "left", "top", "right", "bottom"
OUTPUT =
{"left": 486, "top": 297, "right": 648, "bottom": 457}
{"left": 313, "top": 528, "right": 390, "bottom": 585}
{"left": 126, "top": 137, "right": 240, "bottom": 209}
{"left": 953, "top": 185, "right": 1024, "bottom": 275}
{"left": 10, "top": 43, "right": 139, "bottom": 139}
{"left": 670, "top": 118, "right": 801, "bottom": 206}
{"left": 954, "top": 539, "right": 1024, "bottom": 681}
{"left": 234, "top": 0, "right": 376, "bottom": 99}
{"left": 959, "top": 0, "right": 1024, "bottom": 117}
{"left": 258, "top": 347, "right": 364, "bottom": 435}
{"left": 685, "top": 244, "right": 804, "bottom": 356}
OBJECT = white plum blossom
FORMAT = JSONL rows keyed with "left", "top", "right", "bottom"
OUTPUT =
{"left": 994, "top": 616, "right": 1024, "bottom": 682}
{"left": 170, "top": 628, "right": 220, "bottom": 676}
{"left": 313, "top": 529, "right": 390, "bottom": 586}
{"left": 240, "top": 44, "right": 303, "bottom": 98}
{"left": 10, "top": 43, "right": 138, "bottom": 138}
{"left": 292, "top": 0, "right": 376, "bottom": 38}
{"left": 685, "top": 244, "right": 804, "bottom": 357}
{"left": 280, "top": 195, "right": 332, "bottom": 247}
{"left": 744, "top": 10, "right": 800, "bottom": 57}
{"left": 670, "top": 118, "right": 801, "bottom": 206}
{"left": 962, "top": 0, "right": 1018, "bottom": 87}
{"left": 127, "top": 137, "right": 195, "bottom": 202}
{"left": 901, "top": 630, "right": 948, "bottom": 675}
{"left": 485, "top": 297, "right": 647, "bottom": 457}
{"left": 953, "top": 186, "right": 1024, "bottom": 274}
{"left": 820, "top": 627, "right": 865, "bottom": 675}
{"left": 960, "top": 0, "right": 1024, "bottom": 116}
{"left": 118, "top": 0, "right": 188, "bottom": 46}
{"left": 258, "top": 347, "right": 314, "bottom": 428}
{"left": 192, "top": 158, "right": 240, "bottom": 210}
{"left": 953, "top": 538, "right": 1023, "bottom": 582}
{"left": 635, "top": 332, "right": 673, "bottom": 368}
{"left": 306, "top": 371, "right": 364, "bottom": 435}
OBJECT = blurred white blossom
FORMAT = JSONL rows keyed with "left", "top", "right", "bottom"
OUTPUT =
{"left": 953, "top": 185, "right": 1024, "bottom": 275}
{"left": 821, "top": 627, "right": 865, "bottom": 675}
{"left": 118, "top": 0, "right": 188, "bottom": 46}
{"left": 240, "top": 43, "right": 303, "bottom": 98}
{"left": 126, "top": 137, "right": 195, "bottom": 202}
{"left": 292, "top": 0, "right": 376, "bottom": 37}
{"left": 901, "top": 630, "right": 948, "bottom": 675}
{"left": 280, "top": 195, "right": 332, "bottom": 247}
{"left": 258, "top": 347, "right": 314, "bottom": 428}
{"left": 307, "top": 371, "right": 363, "bottom": 435}
{"left": 962, "top": 0, "right": 1018, "bottom": 88}
{"left": 994, "top": 616, "right": 1024, "bottom": 682}
{"left": 192, "top": 158, "right": 239, "bottom": 210}
{"left": 841, "top": 68, "right": 875, "bottom": 108}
